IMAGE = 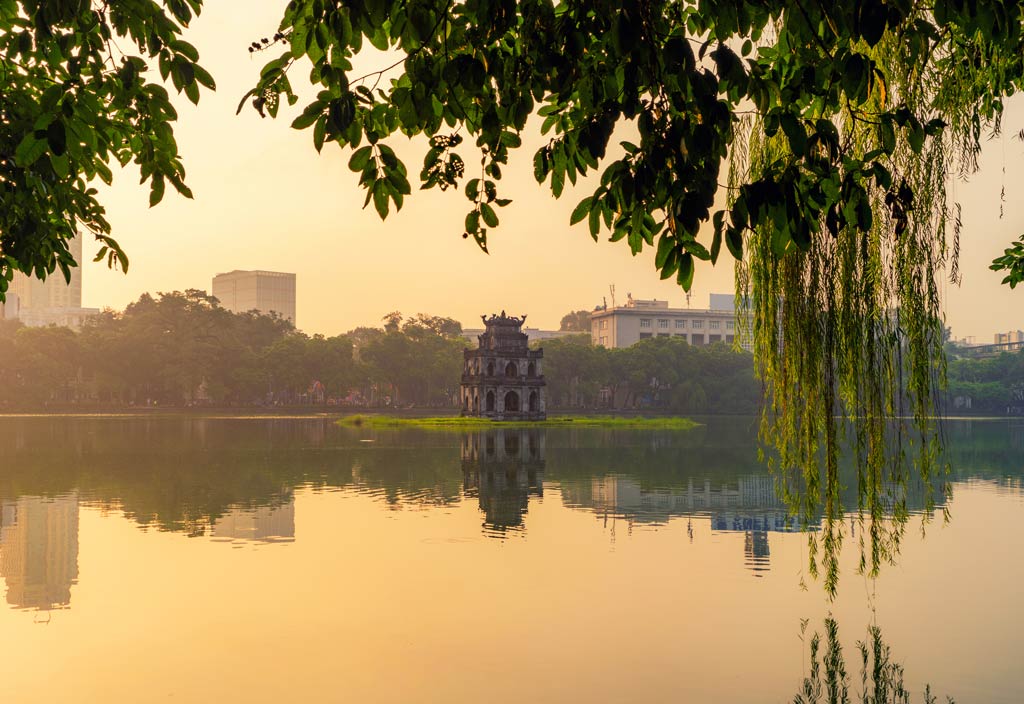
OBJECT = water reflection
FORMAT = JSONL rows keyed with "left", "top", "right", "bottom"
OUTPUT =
{"left": 795, "top": 618, "right": 953, "bottom": 703}
{"left": 0, "top": 494, "right": 79, "bottom": 610}
{"left": 0, "top": 417, "right": 1021, "bottom": 701}
{"left": 0, "top": 417, "right": 1021, "bottom": 588}
{"left": 212, "top": 497, "right": 296, "bottom": 544}
{"left": 461, "top": 428, "right": 545, "bottom": 534}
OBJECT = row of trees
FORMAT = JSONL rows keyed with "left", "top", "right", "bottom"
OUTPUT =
{"left": 0, "top": 292, "right": 763, "bottom": 412}
{"left": 0, "top": 291, "right": 465, "bottom": 408}
{"left": 5, "top": 291, "right": 1019, "bottom": 415}
{"left": 947, "top": 350, "right": 1024, "bottom": 414}
{"left": 542, "top": 334, "right": 761, "bottom": 414}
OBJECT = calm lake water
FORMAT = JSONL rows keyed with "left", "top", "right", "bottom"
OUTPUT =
{"left": 0, "top": 416, "right": 1021, "bottom": 703}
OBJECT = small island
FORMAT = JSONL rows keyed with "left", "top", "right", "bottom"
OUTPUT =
{"left": 337, "top": 415, "right": 701, "bottom": 430}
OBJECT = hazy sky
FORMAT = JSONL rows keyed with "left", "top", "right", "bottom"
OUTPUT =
{"left": 84, "top": 2, "right": 1024, "bottom": 340}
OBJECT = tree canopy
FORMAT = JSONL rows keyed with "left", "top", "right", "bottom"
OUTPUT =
{"left": 0, "top": 0, "right": 214, "bottom": 293}
{"left": 238, "top": 0, "right": 1024, "bottom": 590}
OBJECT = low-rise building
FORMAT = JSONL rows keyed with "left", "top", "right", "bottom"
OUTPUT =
{"left": 590, "top": 293, "right": 751, "bottom": 350}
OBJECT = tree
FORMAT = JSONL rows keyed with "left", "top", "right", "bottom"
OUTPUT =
{"left": 0, "top": 1, "right": 215, "bottom": 296}
{"left": 559, "top": 309, "right": 592, "bottom": 332}
{"left": 241, "top": 0, "right": 1024, "bottom": 596}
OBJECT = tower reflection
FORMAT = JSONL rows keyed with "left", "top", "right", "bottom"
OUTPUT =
{"left": 0, "top": 493, "right": 79, "bottom": 610}
{"left": 461, "top": 428, "right": 545, "bottom": 534}
{"left": 212, "top": 494, "right": 296, "bottom": 544}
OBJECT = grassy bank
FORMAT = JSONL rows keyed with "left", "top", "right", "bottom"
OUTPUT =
{"left": 337, "top": 414, "right": 701, "bottom": 430}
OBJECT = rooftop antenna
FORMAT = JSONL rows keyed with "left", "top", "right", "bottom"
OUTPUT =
{"left": 609, "top": 284, "right": 616, "bottom": 309}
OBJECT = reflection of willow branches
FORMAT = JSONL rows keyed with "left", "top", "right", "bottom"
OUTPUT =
{"left": 795, "top": 618, "right": 953, "bottom": 704}
{"left": 778, "top": 436, "right": 950, "bottom": 598}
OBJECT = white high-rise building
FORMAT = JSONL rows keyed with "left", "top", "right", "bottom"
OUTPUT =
{"left": 7, "top": 235, "right": 99, "bottom": 328}
{"left": 212, "top": 270, "right": 296, "bottom": 326}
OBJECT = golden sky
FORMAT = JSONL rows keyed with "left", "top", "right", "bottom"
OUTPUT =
{"left": 84, "top": 2, "right": 1024, "bottom": 340}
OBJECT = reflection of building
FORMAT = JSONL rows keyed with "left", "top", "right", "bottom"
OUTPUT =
{"left": 7, "top": 235, "right": 99, "bottom": 329}
{"left": 589, "top": 292, "right": 751, "bottom": 349}
{"left": 461, "top": 312, "right": 546, "bottom": 420}
{"left": 0, "top": 494, "right": 80, "bottom": 610}
{"left": 212, "top": 498, "right": 295, "bottom": 543}
{"left": 563, "top": 474, "right": 808, "bottom": 574}
{"left": 212, "top": 270, "right": 297, "bottom": 325}
{"left": 744, "top": 531, "right": 770, "bottom": 575}
{"left": 461, "top": 429, "right": 545, "bottom": 532}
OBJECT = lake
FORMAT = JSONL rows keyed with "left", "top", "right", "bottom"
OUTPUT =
{"left": 0, "top": 416, "right": 1021, "bottom": 703}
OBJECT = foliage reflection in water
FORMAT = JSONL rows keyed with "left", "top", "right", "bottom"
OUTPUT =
{"left": 795, "top": 618, "right": 954, "bottom": 704}
{"left": 0, "top": 417, "right": 1022, "bottom": 702}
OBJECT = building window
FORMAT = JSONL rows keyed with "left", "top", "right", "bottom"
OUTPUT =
{"left": 692, "top": 320, "right": 704, "bottom": 329}
{"left": 599, "top": 336, "right": 608, "bottom": 346}
{"left": 726, "top": 320, "right": 735, "bottom": 330}
{"left": 640, "top": 319, "right": 651, "bottom": 328}
{"left": 657, "top": 333, "right": 670, "bottom": 338}
{"left": 691, "top": 334, "right": 705, "bottom": 345}
{"left": 675, "top": 319, "right": 686, "bottom": 328}
{"left": 726, "top": 335, "right": 734, "bottom": 343}
{"left": 658, "top": 319, "right": 668, "bottom": 328}
{"left": 710, "top": 320, "right": 720, "bottom": 329}
{"left": 639, "top": 332, "right": 653, "bottom": 339}
{"left": 600, "top": 319, "right": 608, "bottom": 330}
{"left": 709, "top": 334, "right": 722, "bottom": 343}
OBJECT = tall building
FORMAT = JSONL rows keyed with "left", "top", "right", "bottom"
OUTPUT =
{"left": 7, "top": 235, "right": 99, "bottom": 329}
{"left": 212, "top": 270, "right": 296, "bottom": 326}
{"left": 0, "top": 494, "right": 80, "bottom": 610}
{"left": 590, "top": 292, "right": 751, "bottom": 350}
{"left": 212, "top": 499, "right": 295, "bottom": 543}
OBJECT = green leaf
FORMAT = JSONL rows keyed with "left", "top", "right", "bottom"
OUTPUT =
{"left": 14, "top": 135, "right": 46, "bottom": 167}
{"left": 676, "top": 252, "right": 694, "bottom": 291}
{"left": 570, "top": 197, "right": 593, "bottom": 225}
{"left": 349, "top": 146, "right": 373, "bottom": 171}
{"left": 480, "top": 203, "right": 499, "bottom": 227}
{"left": 149, "top": 175, "right": 166, "bottom": 207}
{"left": 372, "top": 181, "right": 389, "bottom": 219}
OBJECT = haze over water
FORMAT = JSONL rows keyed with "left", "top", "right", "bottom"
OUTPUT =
{"left": 0, "top": 416, "right": 1021, "bottom": 703}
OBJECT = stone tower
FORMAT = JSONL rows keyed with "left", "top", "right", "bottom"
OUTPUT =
{"left": 461, "top": 312, "right": 546, "bottom": 420}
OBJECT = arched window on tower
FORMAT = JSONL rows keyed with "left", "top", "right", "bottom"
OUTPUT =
{"left": 505, "top": 361, "right": 517, "bottom": 378}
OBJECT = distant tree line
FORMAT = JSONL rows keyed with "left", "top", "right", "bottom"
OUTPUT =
{"left": 0, "top": 291, "right": 465, "bottom": 409}
{"left": 946, "top": 349, "right": 1024, "bottom": 415}
{"left": 540, "top": 334, "right": 761, "bottom": 414}
{"left": 3, "top": 292, "right": 1019, "bottom": 415}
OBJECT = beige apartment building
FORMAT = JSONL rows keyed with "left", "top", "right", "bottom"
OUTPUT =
{"left": 212, "top": 270, "right": 297, "bottom": 325}
{"left": 590, "top": 293, "right": 751, "bottom": 350}
{"left": 994, "top": 330, "right": 1024, "bottom": 348}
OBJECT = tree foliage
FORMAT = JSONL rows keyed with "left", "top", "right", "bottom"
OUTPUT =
{"left": 239, "top": 0, "right": 1024, "bottom": 595}
{"left": 0, "top": 0, "right": 215, "bottom": 296}
{"left": 558, "top": 309, "right": 591, "bottom": 331}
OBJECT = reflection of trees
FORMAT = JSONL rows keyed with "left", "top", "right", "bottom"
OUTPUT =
{"left": 0, "top": 417, "right": 1019, "bottom": 596}
{"left": 795, "top": 618, "right": 953, "bottom": 704}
